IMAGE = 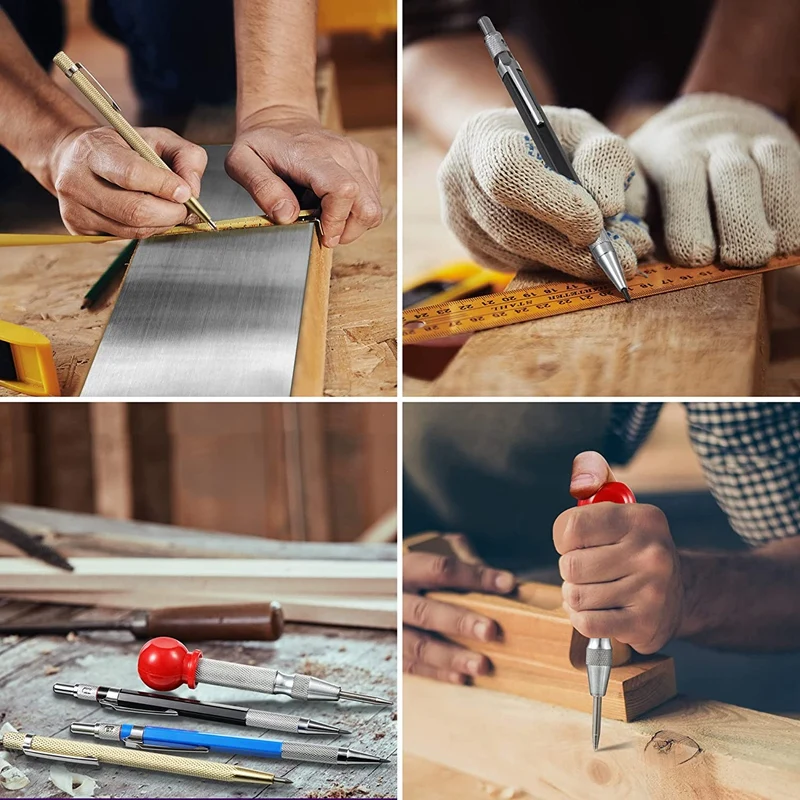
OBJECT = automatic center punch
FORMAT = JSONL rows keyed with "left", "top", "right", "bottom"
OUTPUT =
{"left": 138, "top": 637, "right": 393, "bottom": 705}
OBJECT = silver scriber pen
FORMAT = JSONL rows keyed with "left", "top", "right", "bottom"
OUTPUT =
{"left": 479, "top": 17, "right": 632, "bottom": 301}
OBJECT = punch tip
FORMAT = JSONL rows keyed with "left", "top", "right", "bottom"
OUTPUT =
{"left": 622, "top": 288, "right": 632, "bottom": 303}
{"left": 339, "top": 690, "right": 393, "bottom": 706}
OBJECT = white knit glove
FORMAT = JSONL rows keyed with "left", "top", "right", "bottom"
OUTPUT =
{"left": 438, "top": 107, "right": 654, "bottom": 279}
{"left": 629, "top": 93, "right": 800, "bottom": 267}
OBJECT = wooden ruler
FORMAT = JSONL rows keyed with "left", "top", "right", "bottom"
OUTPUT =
{"left": 403, "top": 254, "right": 800, "bottom": 344}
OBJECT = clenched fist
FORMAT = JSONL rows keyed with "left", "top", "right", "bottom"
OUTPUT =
{"left": 554, "top": 451, "right": 684, "bottom": 654}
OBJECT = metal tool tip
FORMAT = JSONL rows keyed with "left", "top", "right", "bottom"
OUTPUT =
{"left": 339, "top": 729, "right": 352, "bottom": 736}
{"left": 208, "top": 220, "right": 219, "bottom": 231}
{"left": 274, "top": 777, "right": 292, "bottom": 784}
{"left": 622, "top": 288, "right": 632, "bottom": 303}
{"left": 593, "top": 740, "right": 598, "bottom": 751}
{"left": 478, "top": 17, "right": 496, "bottom": 35}
{"left": 339, "top": 690, "right": 392, "bottom": 706}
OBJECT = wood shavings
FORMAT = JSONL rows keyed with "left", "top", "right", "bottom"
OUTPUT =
{"left": 66, "top": 632, "right": 79, "bottom": 643}
{"left": 0, "top": 722, "right": 30, "bottom": 791}
{"left": 1, "top": 636, "right": 20, "bottom": 645}
{"left": 43, "top": 665, "right": 60, "bottom": 676}
{"left": 50, "top": 763, "right": 98, "bottom": 798}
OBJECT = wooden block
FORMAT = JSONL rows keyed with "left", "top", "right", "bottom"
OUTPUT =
{"left": 429, "top": 584, "right": 673, "bottom": 721}
{"left": 405, "top": 677, "right": 800, "bottom": 800}
{"left": 429, "top": 584, "right": 632, "bottom": 669}
{"left": 475, "top": 649, "right": 676, "bottom": 722}
{"left": 430, "top": 271, "right": 768, "bottom": 396}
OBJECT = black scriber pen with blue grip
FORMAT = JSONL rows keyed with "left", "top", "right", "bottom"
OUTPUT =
{"left": 70, "top": 722, "right": 388, "bottom": 765}
{"left": 478, "top": 16, "right": 632, "bottom": 301}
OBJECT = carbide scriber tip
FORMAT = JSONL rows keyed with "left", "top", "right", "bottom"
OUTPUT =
{"left": 339, "top": 689, "right": 392, "bottom": 705}
{"left": 274, "top": 777, "right": 292, "bottom": 785}
{"left": 622, "top": 287, "right": 632, "bottom": 303}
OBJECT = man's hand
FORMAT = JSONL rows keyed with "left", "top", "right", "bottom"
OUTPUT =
{"left": 629, "top": 93, "right": 800, "bottom": 267}
{"left": 553, "top": 452, "right": 683, "bottom": 654}
{"left": 226, "top": 110, "right": 383, "bottom": 248}
{"left": 403, "top": 534, "right": 516, "bottom": 683}
{"left": 47, "top": 126, "right": 208, "bottom": 238}
{"left": 438, "top": 107, "right": 654, "bottom": 280}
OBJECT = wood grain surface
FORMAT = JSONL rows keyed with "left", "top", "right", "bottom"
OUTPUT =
{"left": 0, "top": 600, "right": 397, "bottom": 799}
{"left": 404, "top": 676, "right": 800, "bottom": 800}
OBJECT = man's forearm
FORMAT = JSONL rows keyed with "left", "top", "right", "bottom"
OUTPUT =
{"left": 233, "top": 0, "right": 319, "bottom": 126}
{"left": 403, "top": 33, "right": 554, "bottom": 150}
{"left": 678, "top": 538, "right": 800, "bottom": 650}
{"left": 682, "top": 0, "right": 800, "bottom": 116}
{"left": 0, "top": 10, "right": 94, "bottom": 190}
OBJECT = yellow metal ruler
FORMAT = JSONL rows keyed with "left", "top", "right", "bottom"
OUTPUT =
{"left": 0, "top": 211, "right": 317, "bottom": 247}
{"left": 402, "top": 254, "right": 800, "bottom": 344}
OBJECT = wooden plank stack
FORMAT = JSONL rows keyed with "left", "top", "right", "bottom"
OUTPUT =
{"left": 0, "top": 556, "right": 397, "bottom": 630}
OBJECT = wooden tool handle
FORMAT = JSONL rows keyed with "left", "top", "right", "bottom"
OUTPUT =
{"left": 141, "top": 603, "right": 284, "bottom": 642}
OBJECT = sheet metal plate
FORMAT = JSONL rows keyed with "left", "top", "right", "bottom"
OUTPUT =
{"left": 81, "top": 146, "right": 315, "bottom": 397}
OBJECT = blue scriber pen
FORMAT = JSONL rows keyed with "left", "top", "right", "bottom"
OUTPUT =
{"left": 70, "top": 722, "right": 389, "bottom": 765}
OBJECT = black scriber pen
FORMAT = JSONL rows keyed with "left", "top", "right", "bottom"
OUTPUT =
{"left": 53, "top": 683, "right": 348, "bottom": 736}
{"left": 478, "top": 17, "right": 631, "bottom": 301}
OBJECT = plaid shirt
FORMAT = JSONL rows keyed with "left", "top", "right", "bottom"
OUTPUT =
{"left": 606, "top": 403, "right": 800, "bottom": 547}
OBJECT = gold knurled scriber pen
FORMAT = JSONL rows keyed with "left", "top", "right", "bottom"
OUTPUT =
{"left": 52, "top": 51, "right": 217, "bottom": 230}
{"left": 1, "top": 731, "right": 291, "bottom": 786}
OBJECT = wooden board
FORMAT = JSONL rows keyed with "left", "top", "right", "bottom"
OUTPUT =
{"left": 4, "top": 590, "right": 396, "bottom": 630}
{"left": 430, "top": 269, "right": 769, "bottom": 396}
{"left": 403, "top": 130, "right": 787, "bottom": 397}
{"left": 0, "top": 557, "right": 396, "bottom": 596}
{"left": 0, "top": 601, "right": 397, "bottom": 799}
{"left": 427, "top": 585, "right": 674, "bottom": 722}
{"left": 0, "top": 504, "right": 397, "bottom": 561}
{"left": 404, "top": 676, "right": 800, "bottom": 800}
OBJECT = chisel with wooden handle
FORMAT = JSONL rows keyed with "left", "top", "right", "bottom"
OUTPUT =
{"left": 0, "top": 602, "right": 284, "bottom": 642}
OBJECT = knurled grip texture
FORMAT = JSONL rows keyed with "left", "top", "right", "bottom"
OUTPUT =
{"left": 585, "top": 648, "right": 614, "bottom": 667}
{"left": 281, "top": 742, "right": 338, "bottom": 764}
{"left": 197, "top": 658, "right": 277, "bottom": 694}
{"left": 484, "top": 32, "right": 509, "bottom": 60}
{"left": 53, "top": 52, "right": 170, "bottom": 172}
{"left": 244, "top": 709, "right": 300, "bottom": 733}
{"left": 291, "top": 674, "right": 312, "bottom": 700}
{"left": 2, "top": 732, "right": 251, "bottom": 782}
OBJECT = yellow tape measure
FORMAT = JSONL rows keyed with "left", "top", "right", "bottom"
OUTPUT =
{"left": 403, "top": 254, "right": 800, "bottom": 344}
{"left": 0, "top": 211, "right": 318, "bottom": 247}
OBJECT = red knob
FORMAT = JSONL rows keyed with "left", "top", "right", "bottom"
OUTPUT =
{"left": 577, "top": 481, "right": 636, "bottom": 506}
{"left": 137, "top": 637, "right": 202, "bottom": 691}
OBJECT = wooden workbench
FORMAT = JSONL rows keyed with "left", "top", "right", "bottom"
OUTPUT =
{"left": 404, "top": 676, "right": 800, "bottom": 800}
{"left": 403, "top": 130, "right": 800, "bottom": 397}
{"left": 0, "top": 601, "right": 397, "bottom": 799}
{"left": 0, "top": 127, "right": 396, "bottom": 398}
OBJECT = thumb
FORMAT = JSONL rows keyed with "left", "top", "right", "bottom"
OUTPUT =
{"left": 569, "top": 451, "right": 616, "bottom": 500}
